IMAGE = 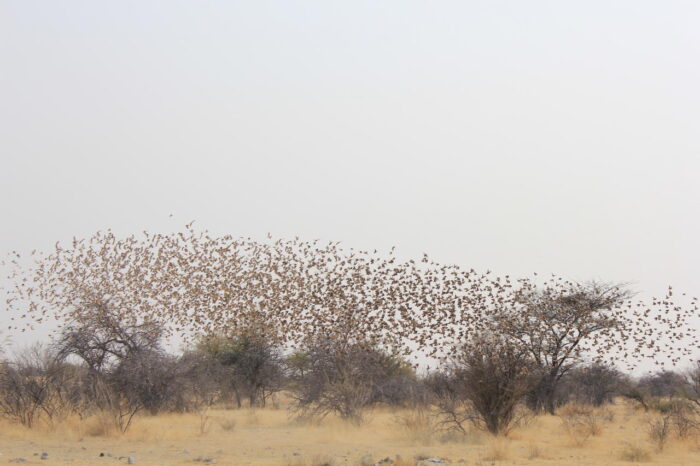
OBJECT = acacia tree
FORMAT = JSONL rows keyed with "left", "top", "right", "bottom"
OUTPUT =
{"left": 495, "top": 280, "right": 632, "bottom": 413}
{"left": 433, "top": 273, "right": 699, "bottom": 414}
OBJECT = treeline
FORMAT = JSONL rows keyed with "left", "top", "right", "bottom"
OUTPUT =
{"left": 1, "top": 328, "right": 700, "bottom": 437}
{"left": 0, "top": 228, "right": 698, "bottom": 435}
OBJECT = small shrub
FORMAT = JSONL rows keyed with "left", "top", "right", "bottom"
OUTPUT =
{"left": 482, "top": 438, "right": 509, "bottom": 461}
{"left": 84, "top": 411, "right": 118, "bottom": 437}
{"left": 198, "top": 410, "right": 212, "bottom": 435}
{"left": 559, "top": 403, "right": 603, "bottom": 446}
{"left": 218, "top": 417, "right": 237, "bottom": 432}
{"left": 438, "top": 430, "right": 470, "bottom": 444}
{"left": 619, "top": 442, "right": 651, "bottom": 462}
{"left": 647, "top": 414, "right": 672, "bottom": 451}
{"left": 244, "top": 409, "right": 260, "bottom": 425}
{"left": 526, "top": 443, "right": 544, "bottom": 459}
{"left": 666, "top": 399, "right": 698, "bottom": 438}
{"left": 395, "top": 408, "right": 434, "bottom": 444}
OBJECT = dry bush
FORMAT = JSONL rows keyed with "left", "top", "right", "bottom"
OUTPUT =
{"left": 559, "top": 403, "right": 604, "bottom": 446}
{"left": 438, "top": 429, "right": 479, "bottom": 444}
{"left": 0, "top": 345, "right": 90, "bottom": 428}
{"left": 526, "top": 442, "right": 544, "bottom": 459}
{"left": 619, "top": 442, "right": 652, "bottom": 462}
{"left": 289, "top": 341, "right": 408, "bottom": 424}
{"left": 83, "top": 375, "right": 143, "bottom": 434}
{"left": 655, "top": 398, "right": 699, "bottom": 439}
{"left": 198, "top": 407, "right": 212, "bottom": 435}
{"left": 84, "top": 410, "right": 119, "bottom": 437}
{"left": 482, "top": 438, "right": 510, "bottom": 461}
{"left": 218, "top": 417, "right": 237, "bottom": 432}
{"left": 394, "top": 407, "right": 435, "bottom": 444}
{"left": 645, "top": 397, "right": 698, "bottom": 441}
{"left": 647, "top": 413, "right": 672, "bottom": 451}
{"left": 599, "top": 406, "right": 615, "bottom": 422}
{"left": 52, "top": 309, "right": 181, "bottom": 432}
{"left": 430, "top": 335, "right": 533, "bottom": 436}
{"left": 0, "top": 361, "right": 50, "bottom": 428}
{"left": 244, "top": 409, "right": 261, "bottom": 425}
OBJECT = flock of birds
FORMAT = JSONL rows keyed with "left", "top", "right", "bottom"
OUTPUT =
{"left": 2, "top": 226, "right": 698, "bottom": 370}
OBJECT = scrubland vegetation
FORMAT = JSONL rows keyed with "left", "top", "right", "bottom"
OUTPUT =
{"left": 0, "top": 227, "right": 698, "bottom": 464}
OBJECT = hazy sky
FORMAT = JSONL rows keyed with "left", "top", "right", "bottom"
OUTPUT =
{"left": 1, "top": 1, "right": 699, "bottom": 356}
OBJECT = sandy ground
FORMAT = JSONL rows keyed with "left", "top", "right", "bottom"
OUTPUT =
{"left": 0, "top": 401, "right": 699, "bottom": 465}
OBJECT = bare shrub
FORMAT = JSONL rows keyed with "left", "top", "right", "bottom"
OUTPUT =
{"left": 619, "top": 442, "right": 651, "bottom": 462}
{"left": 526, "top": 443, "right": 544, "bottom": 459}
{"left": 0, "top": 360, "right": 46, "bottom": 427}
{"left": 482, "top": 438, "right": 510, "bottom": 461}
{"left": 647, "top": 414, "right": 672, "bottom": 451}
{"left": 84, "top": 410, "right": 119, "bottom": 437}
{"left": 394, "top": 407, "right": 435, "bottom": 444}
{"left": 430, "top": 335, "right": 533, "bottom": 435}
{"left": 648, "top": 398, "right": 698, "bottom": 439}
{"left": 559, "top": 403, "right": 603, "bottom": 446}
{"left": 94, "top": 378, "right": 142, "bottom": 434}
{"left": 51, "top": 305, "right": 198, "bottom": 430}
{"left": 0, "top": 344, "right": 81, "bottom": 427}
{"left": 289, "top": 341, "right": 408, "bottom": 424}
{"left": 55, "top": 302, "right": 164, "bottom": 373}
{"left": 109, "top": 349, "right": 185, "bottom": 415}
{"left": 218, "top": 417, "right": 237, "bottom": 432}
{"left": 425, "top": 370, "right": 474, "bottom": 436}
{"left": 669, "top": 401, "right": 698, "bottom": 438}
{"left": 198, "top": 409, "right": 212, "bottom": 435}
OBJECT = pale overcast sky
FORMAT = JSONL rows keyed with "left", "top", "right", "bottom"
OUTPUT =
{"left": 1, "top": 1, "right": 699, "bottom": 357}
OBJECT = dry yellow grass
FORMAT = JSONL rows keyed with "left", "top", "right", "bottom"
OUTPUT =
{"left": 0, "top": 400, "right": 699, "bottom": 465}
